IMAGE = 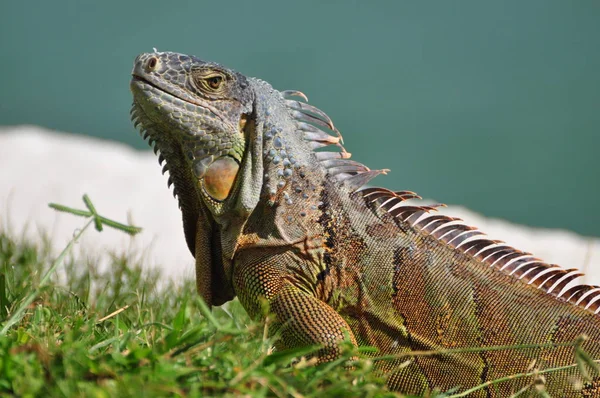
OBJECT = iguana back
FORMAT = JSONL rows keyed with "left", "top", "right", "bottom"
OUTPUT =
{"left": 129, "top": 51, "right": 600, "bottom": 396}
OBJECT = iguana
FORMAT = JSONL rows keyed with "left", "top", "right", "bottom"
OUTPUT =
{"left": 129, "top": 51, "right": 600, "bottom": 396}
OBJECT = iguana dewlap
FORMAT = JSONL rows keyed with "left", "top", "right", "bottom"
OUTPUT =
{"left": 129, "top": 51, "right": 600, "bottom": 396}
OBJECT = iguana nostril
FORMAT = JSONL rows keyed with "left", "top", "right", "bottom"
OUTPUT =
{"left": 147, "top": 57, "right": 158, "bottom": 71}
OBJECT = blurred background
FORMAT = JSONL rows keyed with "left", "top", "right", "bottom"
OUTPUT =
{"left": 1, "top": 0, "right": 598, "bottom": 237}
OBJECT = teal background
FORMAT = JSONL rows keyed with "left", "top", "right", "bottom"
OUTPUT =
{"left": 0, "top": 1, "right": 598, "bottom": 236}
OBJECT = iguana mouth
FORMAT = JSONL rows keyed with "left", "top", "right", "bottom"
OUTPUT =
{"left": 130, "top": 74, "right": 197, "bottom": 109}
{"left": 131, "top": 75, "right": 161, "bottom": 92}
{"left": 130, "top": 75, "right": 178, "bottom": 102}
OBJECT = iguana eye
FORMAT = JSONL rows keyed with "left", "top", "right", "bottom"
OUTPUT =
{"left": 192, "top": 69, "right": 228, "bottom": 93}
{"left": 206, "top": 75, "right": 223, "bottom": 90}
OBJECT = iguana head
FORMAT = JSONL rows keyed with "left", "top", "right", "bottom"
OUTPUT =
{"left": 130, "top": 50, "right": 382, "bottom": 216}
{"left": 130, "top": 52, "right": 256, "bottom": 213}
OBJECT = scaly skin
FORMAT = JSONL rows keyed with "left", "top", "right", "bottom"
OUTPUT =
{"left": 130, "top": 51, "right": 600, "bottom": 396}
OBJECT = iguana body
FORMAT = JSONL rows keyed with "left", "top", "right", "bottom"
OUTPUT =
{"left": 130, "top": 51, "right": 600, "bottom": 396}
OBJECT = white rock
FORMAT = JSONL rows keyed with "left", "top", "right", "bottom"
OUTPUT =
{"left": 0, "top": 125, "right": 194, "bottom": 283}
{"left": 1, "top": 125, "right": 598, "bottom": 286}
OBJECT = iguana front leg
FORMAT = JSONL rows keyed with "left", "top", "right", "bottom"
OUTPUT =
{"left": 233, "top": 251, "right": 358, "bottom": 362}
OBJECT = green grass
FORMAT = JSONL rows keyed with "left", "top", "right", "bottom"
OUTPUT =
{"left": 0, "top": 198, "right": 398, "bottom": 397}
{"left": 1, "top": 196, "right": 597, "bottom": 397}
